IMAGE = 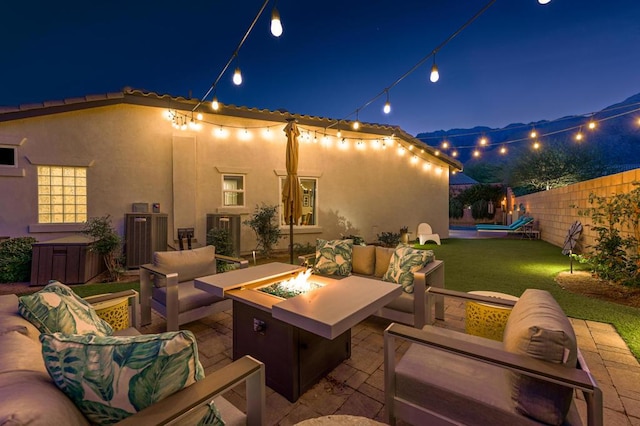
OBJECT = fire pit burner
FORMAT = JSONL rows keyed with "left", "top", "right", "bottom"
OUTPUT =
{"left": 257, "top": 269, "right": 324, "bottom": 299}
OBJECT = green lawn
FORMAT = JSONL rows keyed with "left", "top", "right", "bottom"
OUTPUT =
{"left": 423, "top": 238, "right": 640, "bottom": 359}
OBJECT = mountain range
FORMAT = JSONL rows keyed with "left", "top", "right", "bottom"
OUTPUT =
{"left": 416, "top": 92, "right": 640, "bottom": 171}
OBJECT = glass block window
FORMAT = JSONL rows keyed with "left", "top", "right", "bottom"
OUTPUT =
{"left": 37, "top": 166, "right": 87, "bottom": 223}
{"left": 223, "top": 175, "right": 245, "bottom": 206}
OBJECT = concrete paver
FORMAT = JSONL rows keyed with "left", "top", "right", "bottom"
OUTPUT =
{"left": 141, "top": 297, "right": 640, "bottom": 425}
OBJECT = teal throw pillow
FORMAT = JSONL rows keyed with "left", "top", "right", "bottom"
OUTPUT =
{"left": 40, "top": 330, "right": 206, "bottom": 425}
{"left": 382, "top": 246, "right": 434, "bottom": 293}
{"left": 314, "top": 239, "right": 353, "bottom": 276}
{"left": 19, "top": 280, "right": 113, "bottom": 336}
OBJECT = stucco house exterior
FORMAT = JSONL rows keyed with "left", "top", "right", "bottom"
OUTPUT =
{"left": 0, "top": 89, "right": 461, "bottom": 258}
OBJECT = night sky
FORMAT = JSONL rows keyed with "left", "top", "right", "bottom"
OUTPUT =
{"left": 2, "top": 0, "right": 639, "bottom": 135}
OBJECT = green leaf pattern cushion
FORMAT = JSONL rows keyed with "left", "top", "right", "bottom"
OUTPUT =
{"left": 314, "top": 239, "right": 353, "bottom": 276}
{"left": 382, "top": 246, "right": 434, "bottom": 293}
{"left": 198, "top": 401, "right": 226, "bottom": 426}
{"left": 18, "top": 280, "right": 113, "bottom": 336}
{"left": 40, "top": 330, "right": 206, "bottom": 425}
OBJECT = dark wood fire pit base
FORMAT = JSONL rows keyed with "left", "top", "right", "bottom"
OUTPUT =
{"left": 233, "top": 300, "right": 351, "bottom": 402}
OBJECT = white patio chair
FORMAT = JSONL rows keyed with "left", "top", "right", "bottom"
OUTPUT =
{"left": 417, "top": 222, "right": 441, "bottom": 245}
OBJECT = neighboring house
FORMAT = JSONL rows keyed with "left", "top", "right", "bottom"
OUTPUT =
{"left": 449, "top": 172, "right": 479, "bottom": 198}
{"left": 0, "top": 89, "right": 461, "bottom": 256}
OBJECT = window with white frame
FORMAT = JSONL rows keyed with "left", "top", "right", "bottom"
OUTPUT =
{"left": 280, "top": 177, "right": 317, "bottom": 226}
{"left": 223, "top": 174, "right": 245, "bottom": 206}
{"left": 37, "top": 166, "right": 87, "bottom": 223}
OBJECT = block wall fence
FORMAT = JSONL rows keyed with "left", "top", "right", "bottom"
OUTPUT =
{"left": 516, "top": 168, "right": 640, "bottom": 253}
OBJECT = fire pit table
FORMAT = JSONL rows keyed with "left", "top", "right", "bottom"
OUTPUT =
{"left": 195, "top": 262, "right": 402, "bottom": 401}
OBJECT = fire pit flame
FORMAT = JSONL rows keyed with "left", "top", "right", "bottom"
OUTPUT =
{"left": 258, "top": 269, "right": 323, "bottom": 299}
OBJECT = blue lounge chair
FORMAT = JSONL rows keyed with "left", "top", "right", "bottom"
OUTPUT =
{"left": 475, "top": 216, "right": 534, "bottom": 232}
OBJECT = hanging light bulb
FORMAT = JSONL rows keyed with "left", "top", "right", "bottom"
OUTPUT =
{"left": 530, "top": 130, "right": 537, "bottom": 138}
{"left": 473, "top": 149, "right": 480, "bottom": 158}
{"left": 233, "top": 67, "right": 243, "bottom": 85}
{"left": 441, "top": 140, "right": 449, "bottom": 149}
{"left": 479, "top": 137, "right": 488, "bottom": 146}
{"left": 383, "top": 90, "right": 391, "bottom": 114}
{"left": 500, "top": 146, "right": 507, "bottom": 154}
{"left": 270, "top": 6, "right": 283, "bottom": 37}
{"left": 452, "top": 150, "right": 458, "bottom": 157}
{"left": 533, "top": 141, "right": 541, "bottom": 149}
{"left": 429, "top": 57, "right": 440, "bottom": 83}
{"left": 588, "top": 120, "right": 597, "bottom": 130}
{"left": 336, "top": 129, "right": 342, "bottom": 138}
{"left": 211, "top": 95, "right": 220, "bottom": 111}
{"left": 575, "top": 131, "right": 583, "bottom": 141}
{"left": 538, "top": 0, "right": 551, "bottom": 4}
{"left": 196, "top": 112, "right": 203, "bottom": 121}
{"left": 352, "top": 110, "right": 360, "bottom": 130}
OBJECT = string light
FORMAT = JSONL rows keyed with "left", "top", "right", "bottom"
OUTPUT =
{"left": 575, "top": 127, "right": 584, "bottom": 141}
{"left": 530, "top": 129, "right": 537, "bottom": 138}
{"left": 473, "top": 149, "right": 480, "bottom": 158}
{"left": 441, "top": 140, "right": 449, "bottom": 149}
{"left": 352, "top": 110, "right": 360, "bottom": 130}
{"left": 500, "top": 146, "right": 507, "bottom": 154}
{"left": 533, "top": 141, "right": 541, "bottom": 149}
{"left": 383, "top": 90, "right": 391, "bottom": 114}
{"left": 211, "top": 96, "right": 220, "bottom": 111}
{"left": 588, "top": 120, "right": 597, "bottom": 130}
{"left": 429, "top": 54, "right": 440, "bottom": 83}
{"left": 479, "top": 137, "right": 488, "bottom": 146}
{"left": 233, "top": 66, "right": 243, "bottom": 85}
{"left": 270, "top": 5, "right": 283, "bottom": 37}
{"left": 538, "top": 0, "right": 551, "bottom": 4}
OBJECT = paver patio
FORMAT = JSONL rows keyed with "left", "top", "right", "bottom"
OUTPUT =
{"left": 140, "top": 296, "right": 640, "bottom": 425}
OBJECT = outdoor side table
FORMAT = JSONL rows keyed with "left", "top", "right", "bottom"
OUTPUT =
{"left": 465, "top": 290, "right": 519, "bottom": 341}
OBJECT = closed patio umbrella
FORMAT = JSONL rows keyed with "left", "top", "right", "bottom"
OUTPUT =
{"left": 282, "top": 119, "right": 303, "bottom": 264}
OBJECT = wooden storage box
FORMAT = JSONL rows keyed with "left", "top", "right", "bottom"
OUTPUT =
{"left": 30, "top": 235, "right": 104, "bottom": 286}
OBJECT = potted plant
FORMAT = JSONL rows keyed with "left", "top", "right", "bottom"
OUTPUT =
{"left": 400, "top": 226, "right": 410, "bottom": 244}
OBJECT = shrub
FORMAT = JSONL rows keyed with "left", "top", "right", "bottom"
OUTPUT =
{"left": 243, "top": 204, "right": 283, "bottom": 258}
{"left": 293, "top": 242, "right": 316, "bottom": 255}
{"left": 342, "top": 234, "right": 366, "bottom": 246}
{"left": 377, "top": 231, "right": 400, "bottom": 248}
{"left": 207, "top": 227, "right": 236, "bottom": 272}
{"left": 0, "top": 237, "right": 37, "bottom": 283}
{"left": 449, "top": 198, "right": 464, "bottom": 219}
{"left": 578, "top": 182, "right": 640, "bottom": 286}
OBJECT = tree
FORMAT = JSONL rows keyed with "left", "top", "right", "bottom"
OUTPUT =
{"left": 507, "top": 144, "right": 606, "bottom": 195}
{"left": 81, "top": 215, "right": 124, "bottom": 282}
{"left": 243, "top": 204, "right": 283, "bottom": 258}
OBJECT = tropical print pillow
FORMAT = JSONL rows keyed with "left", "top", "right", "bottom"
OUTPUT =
{"left": 382, "top": 247, "right": 434, "bottom": 293}
{"left": 314, "top": 239, "right": 353, "bottom": 276}
{"left": 40, "top": 330, "right": 207, "bottom": 425}
{"left": 19, "top": 280, "right": 113, "bottom": 336}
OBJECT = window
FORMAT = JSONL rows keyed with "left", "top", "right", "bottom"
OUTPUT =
{"left": 223, "top": 175, "right": 245, "bottom": 206}
{"left": 281, "top": 177, "right": 317, "bottom": 226}
{"left": 37, "top": 166, "right": 87, "bottom": 223}
{"left": 0, "top": 146, "right": 16, "bottom": 167}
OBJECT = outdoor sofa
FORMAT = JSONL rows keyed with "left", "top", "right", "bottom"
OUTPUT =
{"left": 300, "top": 240, "right": 445, "bottom": 328}
{"left": 0, "top": 283, "right": 265, "bottom": 425}
{"left": 385, "top": 288, "right": 603, "bottom": 426}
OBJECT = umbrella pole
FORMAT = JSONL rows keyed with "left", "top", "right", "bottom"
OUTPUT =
{"left": 289, "top": 200, "right": 294, "bottom": 264}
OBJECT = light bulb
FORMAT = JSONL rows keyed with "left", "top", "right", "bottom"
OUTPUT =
{"left": 452, "top": 151, "right": 458, "bottom": 157}
{"left": 530, "top": 130, "right": 537, "bottom": 138}
{"left": 352, "top": 120, "right": 360, "bottom": 130}
{"left": 337, "top": 129, "right": 342, "bottom": 138}
{"left": 473, "top": 150, "right": 480, "bottom": 157}
{"left": 538, "top": 0, "right": 551, "bottom": 4}
{"left": 479, "top": 137, "right": 487, "bottom": 146}
{"left": 211, "top": 96, "right": 220, "bottom": 111}
{"left": 196, "top": 113, "right": 203, "bottom": 120}
{"left": 442, "top": 141, "right": 449, "bottom": 149}
{"left": 588, "top": 121, "right": 596, "bottom": 130}
{"left": 430, "top": 63, "right": 439, "bottom": 83}
{"left": 383, "top": 101, "right": 391, "bottom": 114}
{"left": 533, "top": 141, "right": 541, "bottom": 149}
{"left": 270, "top": 7, "right": 283, "bottom": 37}
{"left": 575, "top": 132, "right": 583, "bottom": 141}
{"left": 500, "top": 146, "right": 507, "bottom": 154}
{"left": 233, "top": 67, "right": 242, "bottom": 85}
